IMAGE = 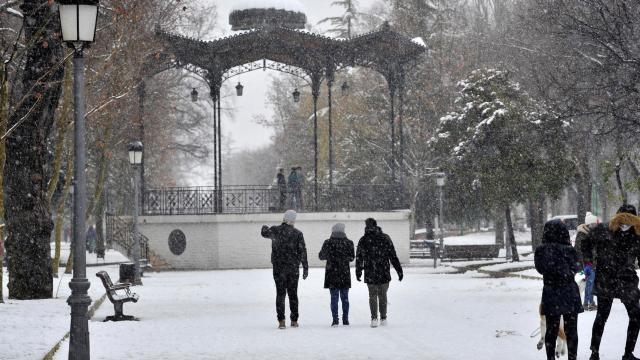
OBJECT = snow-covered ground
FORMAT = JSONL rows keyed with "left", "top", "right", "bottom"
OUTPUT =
{"left": 53, "top": 241, "right": 129, "bottom": 265}
{"left": 1, "top": 241, "right": 635, "bottom": 360}
{"left": 38, "top": 268, "right": 632, "bottom": 360}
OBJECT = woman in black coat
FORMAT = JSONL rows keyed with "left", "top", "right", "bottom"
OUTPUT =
{"left": 319, "top": 223, "right": 355, "bottom": 326}
{"left": 535, "top": 219, "right": 583, "bottom": 360}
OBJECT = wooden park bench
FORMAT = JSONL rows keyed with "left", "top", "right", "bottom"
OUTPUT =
{"left": 96, "top": 271, "right": 139, "bottom": 321}
{"left": 442, "top": 244, "right": 501, "bottom": 261}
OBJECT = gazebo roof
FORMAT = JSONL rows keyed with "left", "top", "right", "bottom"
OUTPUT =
{"left": 155, "top": 22, "right": 426, "bottom": 84}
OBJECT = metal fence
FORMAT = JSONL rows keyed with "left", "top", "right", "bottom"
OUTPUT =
{"left": 142, "top": 184, "right": 405, "bottom": 215}
{"left": 105, "top": 214, "right": 149, "bottom": 261}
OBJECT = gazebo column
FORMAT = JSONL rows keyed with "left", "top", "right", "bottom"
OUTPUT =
{"left": 211, "top": 90, "right": 218, "bottom": 205}
{"left": 311, "top": 76, "right": 321, "bottom": 211}
{"left": 137, "top": 81, "right": 146, "bottom": 212}
{"left": 387, "top": 77, "right": 397, "bottom": 184}
{"left": 326, "top": 67, "right": 335, "bottom": 210}
{"left": 398, "top": 68, "right": 406, "bottom": 197}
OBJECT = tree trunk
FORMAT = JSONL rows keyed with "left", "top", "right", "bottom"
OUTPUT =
{"left": 505, "top": 205, "right": 519, "bottom": 262}
{"left": 0, "top": 63, "right": 8, "bottom": 303}
{"left": 51, "top": 148, "right": 73, "bottom": 277}
{"left": 95, "top": 185, "right": 106, "bottom": 258}
{"left": 528, "top": 198, "right": 539, "bottom": 251}
{"left": 495, "top": 212, "right": 505, "bottom": 246}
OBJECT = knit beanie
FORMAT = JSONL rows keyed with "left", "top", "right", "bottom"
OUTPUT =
{"left": 584, "top": 212, "right": 599, "bottom": 225}
{"left": 617, "top": 204, "right": 637, "bottom": 216}
{"left": 331, "top": 223, "right": 346, "bottom": 234}
{"left": 365, "top": 218, "right": 377, "bottom": 228}
{"left": 283, "top": 210, "right": 297, "bottom": 225}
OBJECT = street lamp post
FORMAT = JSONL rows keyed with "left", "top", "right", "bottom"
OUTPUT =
{"left": 128, "top": 141, "right": 143, "bottom": 286}
{"left": 435, "top": 173, "right": 446, "bottom": 268}
{"left": 59, "top": 0, "right": 100, "bottom": 358}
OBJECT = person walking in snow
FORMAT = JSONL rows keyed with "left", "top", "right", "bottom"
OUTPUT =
{"left": 574, "top": 212, "right": 600, "bottom": 311}
{"left": 535, "top": 219, "right": 583, "bottom": 360}
{"left": 582, "top": 204, "right": 640, "bottom": 360}
{"left": 261, "top": 210, "right": 309, "bottom": 329}
{"left": 319, "top": 223, "right": 355, "bottom": 327}
{"left": 356, "top": 218, "right": 403, "bottom": 328}
{"left": 276, "top": 168, "right": 287, "bottom": 211}
{"left": 288, "top": 167, "right": 300, "bottom": 210}
{"left": 86, "top": 225, "right": 97, "bottom": 254}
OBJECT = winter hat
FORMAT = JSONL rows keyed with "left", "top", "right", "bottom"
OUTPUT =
{"left": 365, "top": 218, "right": 377, "bottom": 228}
{"left": 542, "top": 219, "right": 570, "bottom": 246}
{"left": 283, "top": 210, "right": 297, "bottom": 225}
{"left": 617, "top": 204, "right": 637, "bottom": 216}
{"left": 584, "top": 212, "right": 599, "bottom": 225}
{"left": 331, "top": 223, "right": 346, "bottom": 237}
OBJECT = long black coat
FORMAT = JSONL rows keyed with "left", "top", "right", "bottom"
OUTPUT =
{"left": 535, "top": 220, "right": 583, "bottom": 316}
{"left": 582, "top": 212, "right": 640, "bottom": 302}
{"left": 356, "top": 226, "right": 402, "bottom": 285}
{"left": 319, "top": 233, "right": 355, "bottom": 289}
{"left": 261, "top": 223, "right": 309, "bottom": 273}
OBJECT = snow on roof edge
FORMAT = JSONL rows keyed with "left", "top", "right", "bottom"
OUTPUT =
{"left": 230, "top": 0, "right": 305, "bottom": 13}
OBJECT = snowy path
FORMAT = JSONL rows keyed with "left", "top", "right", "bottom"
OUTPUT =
{"left": 43, "top": 268, "right": 632, "bottom": 360}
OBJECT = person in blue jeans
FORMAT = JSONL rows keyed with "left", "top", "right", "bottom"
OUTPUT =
{"left": 575, "top": 212, "right": 599, "bottom": 311}
{"left": 319, "top": 223, "right": 355, "bottom": 326}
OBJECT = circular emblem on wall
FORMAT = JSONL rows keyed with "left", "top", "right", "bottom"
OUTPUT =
{"left": 168, "top": 229, "right": 186, "bottom": 256}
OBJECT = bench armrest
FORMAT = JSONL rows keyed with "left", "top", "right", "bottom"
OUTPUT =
{"left": 111, "top": 283, "right": 131, "bottom": 290}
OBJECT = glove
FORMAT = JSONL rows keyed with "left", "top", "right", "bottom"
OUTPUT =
{"left": 584, "top": 263, "right": 592, "bottom": 277}
{"left": 398, "top": 272, "right": 403, "bottom": 282}
{"left": 356, "top": 274, "right": 362, "bottom": 282}
{"left": 302, "top": 268, "right": 308, "bottom": 280}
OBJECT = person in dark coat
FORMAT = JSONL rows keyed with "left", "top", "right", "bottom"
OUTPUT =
{"left": 319, "top": 223, "right": 355, "bottom": 327}
{"left": 276, "top": 168, "right": 287, "bottom": 210}
{"left": 356, "top": 218, "right": 403, "bottom": 328}
{"left": 261, "top": 210, "right": 309, "bottom": 329}
{"left": 86, "top": 225, "right": 97, "bottom": 254}
{"left": 582, "top": 204, "right": 640, "bottom": 360}
{"left": 535, "top": 219, "right": 583, "bottom": 360}
{"left": 288, "top": 168, "right": 300, "bottom": 210}
{"left": 574, "top": 212, "right": 600, "bottom": 311}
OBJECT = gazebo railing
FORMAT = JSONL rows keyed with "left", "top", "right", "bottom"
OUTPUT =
{"left": 142, "top": 184, "right": 405, "bottom": 215}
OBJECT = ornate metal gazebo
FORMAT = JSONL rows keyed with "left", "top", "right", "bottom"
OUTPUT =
{"left": 138, "top": 2, "right": 426, "bottom": 213}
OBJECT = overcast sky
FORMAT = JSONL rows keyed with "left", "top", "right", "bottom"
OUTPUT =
{"left": 199, "top": 0, "right": 378, "bottom": 152}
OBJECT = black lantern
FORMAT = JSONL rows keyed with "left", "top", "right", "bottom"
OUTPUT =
{"left": 58, "top": 0, "right": 100, "bottom": 43}
{"left": 128, "top": 140, "right": 143, "bottom": 165}
{"left": 292, "top": 88, "right": 301, "bottom": 103}
{"left": 236, "top": 82, "right": 244, "bottom": 96}
{"left": 191, "top": 88, "right": 198, "bottom": 102}
{"left": 341, "top": 81, "right": 350, "bottom": 96}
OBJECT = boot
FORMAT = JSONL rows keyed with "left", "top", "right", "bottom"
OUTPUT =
{"left": 622, "top": 353, "right": 640, "bottom": 360}
{"left": 291, "top": 320, "right": 299, "bottom": 328}
{"left": 331, "top": 318, "right": 339, "bottom": 327}
{"left": 278, "top": 320, "right": 286, "bottom": 329}
{"left": 343, "top": 318, "right": 349, "bottom": 326}
{"left": 589, "top": 351, "right": 599, "bottom": 360}
{"left": 380, "top": 318, "right": 387, "bottom": 326}
{"left": 370, "top": 318, "right": 378, "bottom": 328}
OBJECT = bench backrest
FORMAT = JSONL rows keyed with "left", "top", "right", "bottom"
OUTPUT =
{"left": 444, "top": 244, "right": 500, "bottom": 259}
{"left": 96, "top": 271, "right": 119, "bottom": 302}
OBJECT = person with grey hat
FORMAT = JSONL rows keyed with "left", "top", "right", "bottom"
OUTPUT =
{"left": 261, "top": 210, "right": 309, "bottom": 329}
{"left": 319, "top": 223, "right": 355, "bottom": 327}
{"left": 356, "top": 218, "right": 403, "bottom": 328}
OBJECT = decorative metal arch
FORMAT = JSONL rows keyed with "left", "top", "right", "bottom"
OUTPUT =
{"left": 149, "top": 22, "right": 426, "bottom": 211}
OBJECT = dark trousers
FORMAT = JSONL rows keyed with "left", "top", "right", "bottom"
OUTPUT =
{"left": 330, "top": 288, "right": 349, "bottom": 321}
{"left": 273, "top": 268, "right": 299, "bottom": 321}
{"left": 545, "top": 313, "right": 578, "bottom": 360}
{"left": 591, "top": 296, "right": 640, "bottom": 355}
{"left": 367, "top": 283, "right": 389, "bottom": 320}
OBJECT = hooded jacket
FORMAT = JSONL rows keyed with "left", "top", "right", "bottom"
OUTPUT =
{"left": 319, "top": 231, "right": 355, "bottom": 289}
{"left": 534, "top": 220, "right": 583, "bottom": 316}
{"left": 261, "top": 223, "right": 309, "bottom": 272}
{"left": 581, "top": 212, "right": 640, "bottom": 302}
{"left": 355, "top": 226, "right": 402, "bottom": 284}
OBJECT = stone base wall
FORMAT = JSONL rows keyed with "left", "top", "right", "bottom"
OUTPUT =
{"left": 138, "top": 211, "right": 411, "bottom": 270}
